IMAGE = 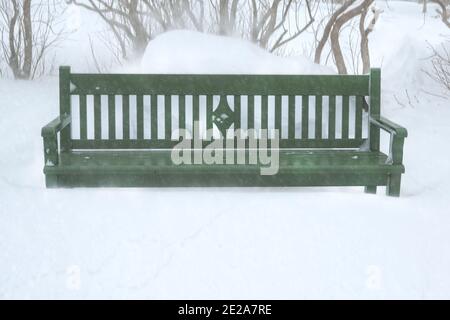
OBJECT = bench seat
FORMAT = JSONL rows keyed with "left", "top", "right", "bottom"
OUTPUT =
{"left": 44, "top": 150, "right": 404, "bottom": 188}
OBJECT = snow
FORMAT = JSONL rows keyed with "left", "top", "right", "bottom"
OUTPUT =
{"left": 1, "top": 1, "right": 450, "bottom": 299}
{"left": 138, "top": 30, "right": 332, "bottom": 75}
{"left": 369, "top": 1, "right": 449, "bottom": 108}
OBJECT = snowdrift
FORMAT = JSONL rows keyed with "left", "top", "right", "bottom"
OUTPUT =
{"left": 137, "top": 30, "right": 332, "bottom": 75}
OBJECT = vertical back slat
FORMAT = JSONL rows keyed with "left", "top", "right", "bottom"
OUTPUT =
{"left": 342, "top": 95, "right": 349, "bottom": 139}
{"left": 165, "top": 94, "right": 171, "bottom": 139}
{"left": 302, "top": 95, "right": 309, "bottom": 139}
{"left": 288, "top": 95, "right": 295, "bottom": 139}
{"left": 355, "top": 95, "right": 363, "bottom": 140}
{"left": 193, "top": 95, "right": 199, "bottom": 134}
{"left": 234, "top": 95, "right": 241, "bottom": 131}
{"left": 261, "top": 95, "right": 268, "bottom": 130}
{"left": 94, "top": 95, "right": 101, "bottom": 140}
{"left": 248, "top": 95, "right": 254, "bottom": 129}
{"left": 275, "top": 95, "right": 281, "bottom": 134}
{"left": 315, "top": 95, "right": 322, "bottom": 139}
{"left": 179, "top": 95, "right": 186, "bottom": 134}
{"left": 79, "top": 94, "right": 87, "bottom": 140}
{"left": 206, "top": 95, "right": 213, "bottom": 139}
{"left": 108, "top": 94, "right": 115, "bottom": 139}
{"left": 328, "top": 95, "right": 336, "bottom": 140}
{"left": 123, "top": 94, "right": 130, "bottom": 140}
{"left": 151, "top": 95, "right": 158, "bottom": 139}
{"left": 137, "top": 95, "right": 144, "bottom": 140}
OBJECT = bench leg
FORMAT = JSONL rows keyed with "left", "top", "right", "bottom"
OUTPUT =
{"left": 45, "top": 175, "right": 58, "bottom": 188}
{"left": 364, "top": 186, "right": 377, "bottom": 194}
{"left": 386, "top": 174, "right": 401, "bottom": 197}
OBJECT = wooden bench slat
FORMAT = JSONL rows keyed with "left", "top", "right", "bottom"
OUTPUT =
{"left": 275, "top": 95, "right": 282, "bottom": 135}
{"left": 315, "top": 95, "right": 322, "bottom": 139}
{"left": 54, "top": 150, "right": 396, "bottom": 172}
{"left": 342, "top": 95, "right": 349, "bottom": 139}
{"left": 94, "top": 95, "right": 101, "bottom": 140}
{"left": 79, "top": 94, "right": 87, "bottom": 140}
{"left": 328, "top": 95, "right": 336, "bottom": 140}
{"left": 137, "top": 94, "right": 144, "bottom": 140}
{"left": 69, "top": 74, "right": 370, "bottom": 96}
{"left": 123, "top": 94, "right": 130, "bottom": 140}
{"left": 108, "top": 94, "right": 115, "bottom": 139}
{"left": 71, "top": 138, "right": 367, "bottom": 149}
{"left": 234, "top": 95, "right": 241, "bottom": 131}
{"left": 193, "top": 95, "right": 199, "bottom": 136}
{"left": 302, "top": 95, "right": 309, "bottom": 139}
{"left": 151, "top": 95, "right": 158, "bottom": 139}
{"left": 248, "top": 95, "right": 254, "bottom": 130}
{"left": 205, "top": 95, "right": 212, "bottom": 139}
{"left": 261, "top": 95, "right": 268, "bottom": 130}
{"left": 288, "top": 95, "right": 295, "bottom": 139}
{"left": 165, "top": 94, "right": 171, "bottom": 140}
{"left": 179, "top": 95, "right": 186, "bottom": 134}
{"left": 355, "top": 95, "right": 363, "bottom": 140}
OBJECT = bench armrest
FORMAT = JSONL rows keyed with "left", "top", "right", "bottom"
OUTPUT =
{"left": 41, "top": 115, "right": 71, "bottom": 137}
{"left": 370, "top": 116, "right": 407, "bottom": 165}
{"left": 370, "top": 116, "right": 408, "bottom": 138}
{"left": 41, "top": 115, "right": 71, "bottom": 166}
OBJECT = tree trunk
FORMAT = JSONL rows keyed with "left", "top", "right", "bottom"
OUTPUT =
{"left": 330, "top": 0, "right": 374, "bottom": 74}
{"left": 23, "top": 0, "right": 33, "bottom": 79}
{"left": 127, "top": 1, "right": 149, "bottom": 58}
{"left": 218, "top": 0, "right": 230, "bottom": 35}
{"left": 431, "top": 0, "right": 450, "bottom": 28}
{"left": 359, "top": 7, "right": 370, "bottom": 74}
{"left": 217, "top": 0, "right": 239, "bottom": 36}
{"left": 250, "top": 0, "right": 259, "bottom": 42}
{"left": 258, "top": 0, "right": 282, "bottom": 49}
{"left": 360, "top": 6, "right": 381, "bottom": 74}
{"left": 314, "top": 0, "right": 355, "bottom": 64}
{"left": 8, "top": 0, "right": 20, "bottom": 79}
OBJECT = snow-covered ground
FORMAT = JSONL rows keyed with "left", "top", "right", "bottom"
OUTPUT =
{"left": 1, "top": 1, "right": 450, "bottom": 299}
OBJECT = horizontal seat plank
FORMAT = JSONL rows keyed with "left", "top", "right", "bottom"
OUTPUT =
{"left": 44, "top": 150, "right": 404, "bottom": 175}
{"left": 70, "top": 139, "right": 366, "bottom": 149}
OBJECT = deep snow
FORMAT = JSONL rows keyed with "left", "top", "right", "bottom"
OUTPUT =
{"left": 139, "top": 30, "right": 332, "bottom": 74}
{"left": 1, "top": 1, "right": 450, "bottom": 299}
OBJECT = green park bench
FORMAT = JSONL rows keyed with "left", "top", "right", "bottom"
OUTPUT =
{"left": 42, "top": 66, "right": 407, "bottom": 196}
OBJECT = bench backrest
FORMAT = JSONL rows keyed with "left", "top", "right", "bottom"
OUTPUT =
{"left": 59, "top": 66, "right": 380, "bottom": 151}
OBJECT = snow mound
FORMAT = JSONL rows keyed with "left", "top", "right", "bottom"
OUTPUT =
{"left": 367, "top": 1, "right": 450, "bottom": 107}
{"left": 139, "top": 30, "right": 332, "bottom": 75}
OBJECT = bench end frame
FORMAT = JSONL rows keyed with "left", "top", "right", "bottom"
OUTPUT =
{"left": 368, "top": 68, "right": 407, "bottom": 196}
{"left": 59, "top": 66, "right": 72, "bottom": 153}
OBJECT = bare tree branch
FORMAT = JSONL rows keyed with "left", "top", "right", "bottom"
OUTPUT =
{"left": 330, "top": 0, "right": 374, "bottom": 74}
{"left": 359, "top": 6, "right": 381, "bottom": 74}
{"left": 425, "top": 39, "right": 450, "bottom": 93}
{"left": 0, "top": 0, "right": 65, "bottom": 79}
{"left": 314, "top": 0, "right": 355, "bottom": 64}
{"left": 430, "top": 0, "right": 450, "bottom": 28}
